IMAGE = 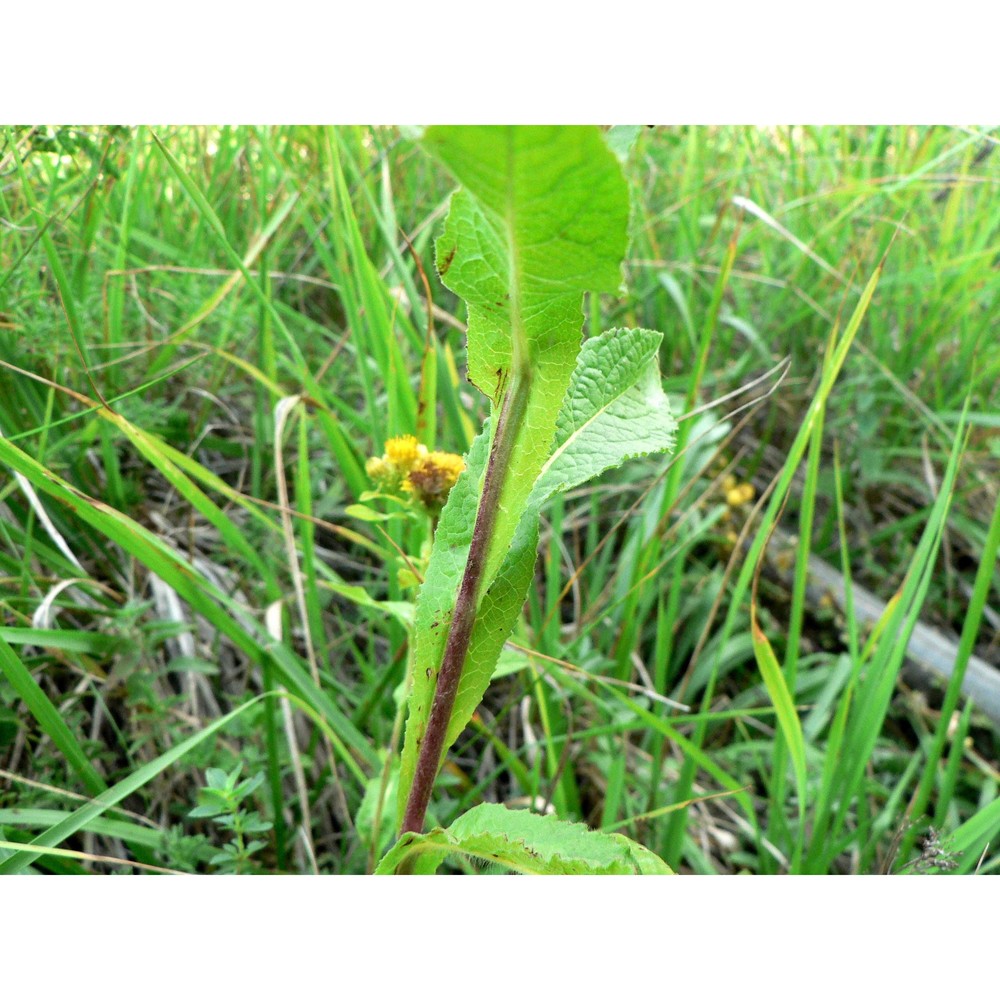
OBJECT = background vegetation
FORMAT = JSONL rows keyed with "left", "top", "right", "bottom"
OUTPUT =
{"left": 0, "top": 124, "right": 997, "bottom": 874}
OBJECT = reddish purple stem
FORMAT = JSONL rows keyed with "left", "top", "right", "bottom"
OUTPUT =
{"left": 400, "top": 375, "right": 527, "bottom": 836}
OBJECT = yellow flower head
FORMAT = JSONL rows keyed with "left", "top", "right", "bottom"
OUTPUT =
{"left": 404, "top": 450, "right": 466, "bottom": 513}
{"left": 366, "top": 436, "right": 463, "bottom": 513}
{"left": 365, "top": 455, "right": 392, "bottom": 486}
{"left": 725, "top": 482, "right": 756, "bottom": 508}
{"left": 384, "top": 435, "right": 427, "bottom": 473}
{"left": 367, "top": 435, "right": 428, "bottom": 490}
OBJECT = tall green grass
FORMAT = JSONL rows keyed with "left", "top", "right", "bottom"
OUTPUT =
{"left": 0, "top": 125, "right": 997, "bottom": 873}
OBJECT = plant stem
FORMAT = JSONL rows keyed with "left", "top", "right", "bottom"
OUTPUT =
{"left": 400, "top": 371, "right": 531, "bottom": 835}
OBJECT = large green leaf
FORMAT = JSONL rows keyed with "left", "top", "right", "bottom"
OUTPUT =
{"left": 398, "top": 127, "right": 630, "bottom": 814}
{"left": 376, "top": 802, "right": 674, "bottom": 875}
{"left": 447, "top": 327, "right": 677, "bottom": 750}
{"left": 426, "top": 126, "right": 631, "bottom": 591}
{"left": 399, "top": 325, "right": 678, "bottom": 817}
{"left": 533, "top": 326, "right": 677, "bottom": 502}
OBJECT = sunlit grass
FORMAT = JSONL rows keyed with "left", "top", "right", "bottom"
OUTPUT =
{"left": 0, "top": 124, "right": 997, "bottom": 873}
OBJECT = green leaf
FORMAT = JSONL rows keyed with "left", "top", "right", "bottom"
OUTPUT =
{"left": 397, "top": 128, "right": 675, "bottom": 829}
{"left": 235, "top": 773, "right": 265, "bottom": 799}
{"left": 322, "top": 581, "right": 414, "bottom": 628}
{"left": 343, "top": 504, "right": 393, "bottom": 523}
{"left": 376, "top": 803, "right": 674, "bottom": 875}
{"left": 0, "top": 632, "right": 107, "bottom": 797}
{"left": 533, "top": 327, "right": 677, "bottom": 504}
{"left": 399, "top": 324, "right": 678, "bottom": 818}
{"left": 608, "top": 833, "right": 677, "bottom": 874}
{"left": 751, "top": 610, "right": 808, "bottom": 821}
{"left": 189, "top": 803, "right": 227, "bottom": 819}
{"left": 448, "top": 327, "right": 676, "bottom": 754}
{"left": 0, "top": 627, "right": 120, "bottom": 655}
{"left": 424, "top": 126, "right": 629, "bottom": 586}
{"left": 0, "top": 694, "right": 270, "bottom": 874}
{"left": 205, "top": 768, "right": 230, "bottom": 790}
{"left": 374, "top": 832, "right": 445, "bottom": 875}
{"left": 944, "top": 796, "right": 1000, "bottom": 874}
{"left": 398, "top": 425, "right": 491, "bottom": 815}
{"left": 355, "top": 753, "right": 401, "bottom": 861}
{"left": 0, "top": 808, "right": 163, "bottom": 851}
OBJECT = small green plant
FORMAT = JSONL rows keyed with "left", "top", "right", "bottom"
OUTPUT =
{"left": 379, "top": 126, "right": 677, "bottom": 874}
{"left": 189, "top": 765, "right": 273, "bottom": 874}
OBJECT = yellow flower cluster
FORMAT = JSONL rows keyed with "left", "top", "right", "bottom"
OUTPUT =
{"left": 723, "top": 475, "right": 756, "bottom": 509}
{"left": 366, "top": 435, "right": 465, "bottom": 513}
{"left": 403, "top": 451, "right": 466, "bottom": 512}
{"left": 716, "top": 473, "right": 758, "bottom": 551}
{"left": 385, "top": 435, "right": 423, "bottom": 469}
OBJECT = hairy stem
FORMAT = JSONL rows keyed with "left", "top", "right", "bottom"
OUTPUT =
{"left": 400, "top": 370, "right": 531, "bottom": 836}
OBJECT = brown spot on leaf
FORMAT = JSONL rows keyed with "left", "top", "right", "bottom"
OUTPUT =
{"left": 439, "top": 246, "right": 456, "bottom": 276}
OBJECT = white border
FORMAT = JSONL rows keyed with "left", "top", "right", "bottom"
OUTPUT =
{"left": 5, "top": 3, "right": 997, "bottom": 123}
{"left": 2, "top": 875, "right": 994, "bottom": 994}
